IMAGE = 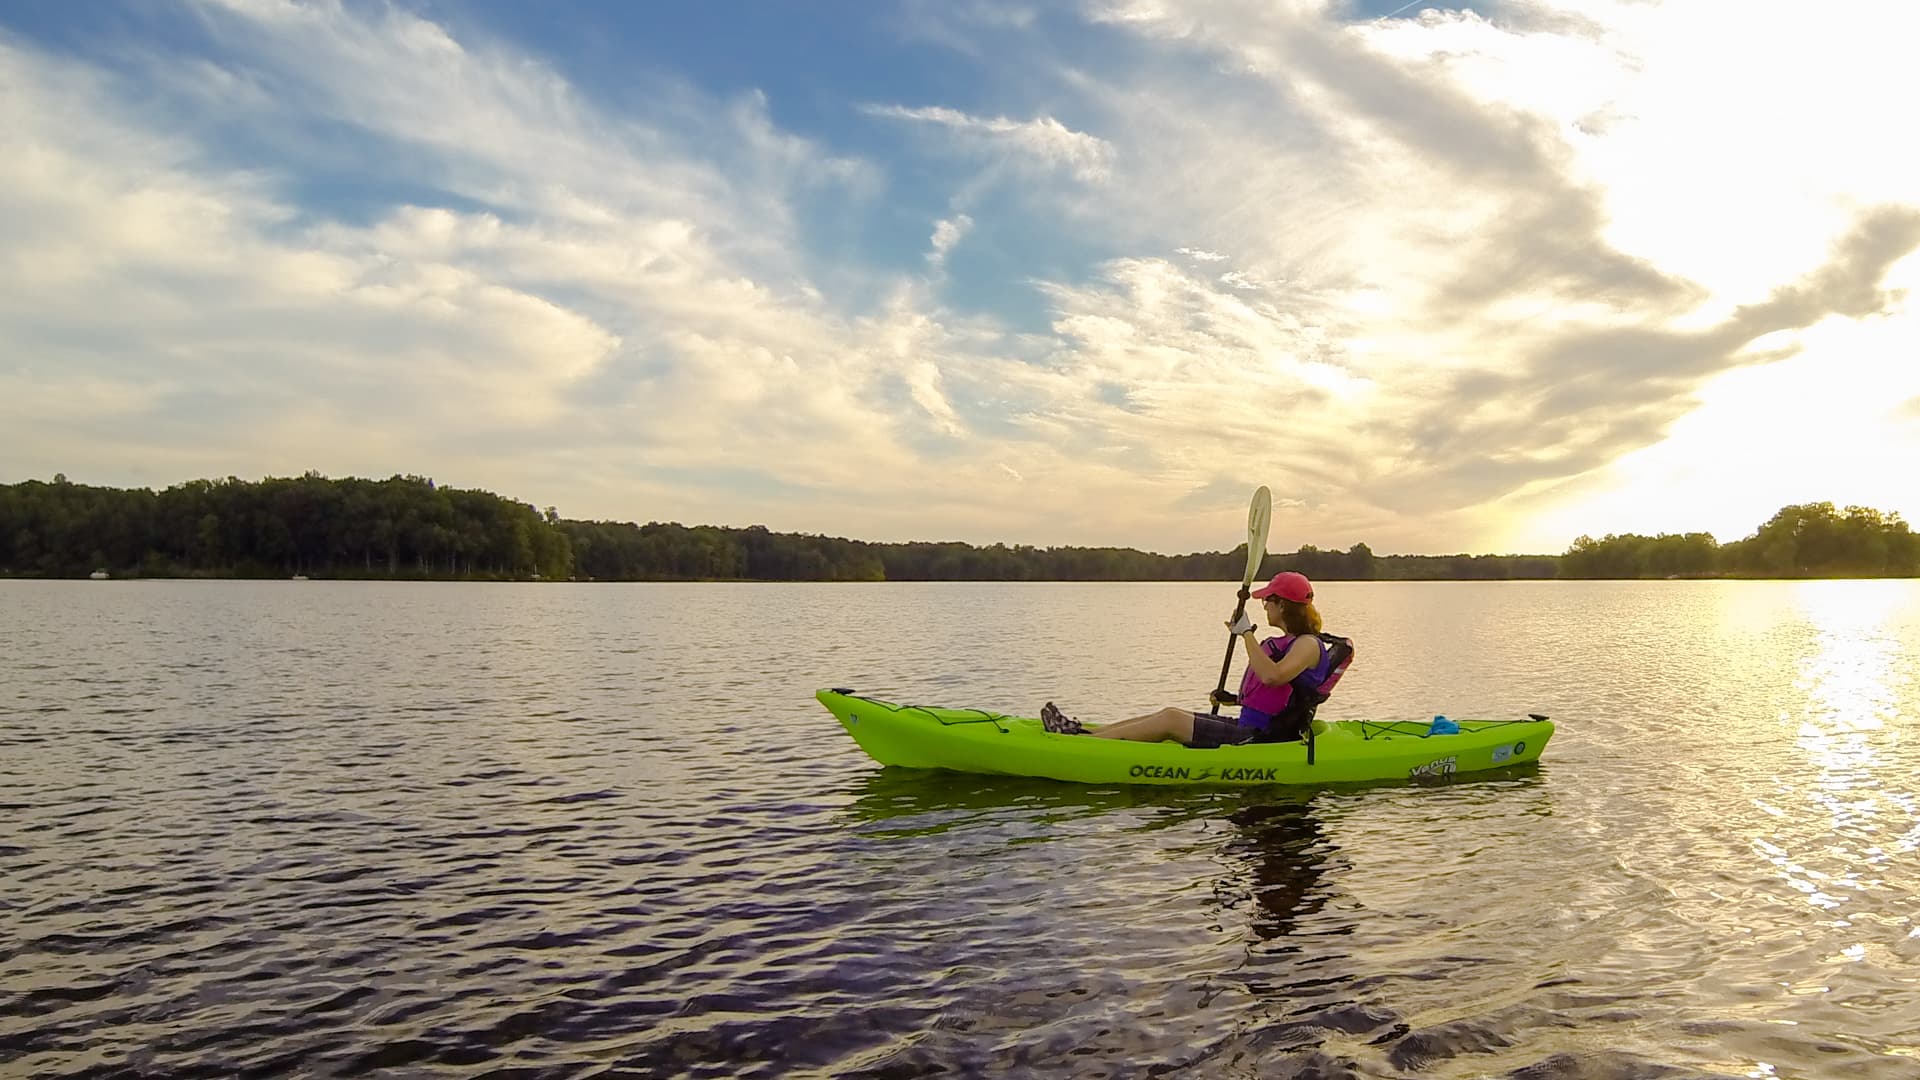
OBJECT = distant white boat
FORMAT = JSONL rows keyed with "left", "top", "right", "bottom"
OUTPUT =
{"left": 89, "top": 570, "right": 109, "bottom": 580}
{"left": 291, "top": 574, "right": 310, "bottom": 581}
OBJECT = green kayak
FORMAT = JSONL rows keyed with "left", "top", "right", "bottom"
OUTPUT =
{"left": 817, "top": 688, "right": 1554, "bottom": 787}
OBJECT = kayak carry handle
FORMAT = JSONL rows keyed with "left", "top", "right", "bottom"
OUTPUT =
{"left": 1528, "top": 713, "right": 1549, "bottom": 721}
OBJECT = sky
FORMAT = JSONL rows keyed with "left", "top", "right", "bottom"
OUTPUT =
{"left": 2, "top": 0, "right": 1918, "bottom": 556}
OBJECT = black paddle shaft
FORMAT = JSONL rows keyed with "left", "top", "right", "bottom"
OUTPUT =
{"left": 1210, "top": 584, "right": 1253, "bottom": 716}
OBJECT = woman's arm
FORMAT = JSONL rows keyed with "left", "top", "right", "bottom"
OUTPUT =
{"left": 1240, "top": 632, "right": 1321, "bottom": 686}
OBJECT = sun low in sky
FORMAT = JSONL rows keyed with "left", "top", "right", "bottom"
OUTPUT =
{"left": 2, "top": 0, "right": 1916, "bottom": 556}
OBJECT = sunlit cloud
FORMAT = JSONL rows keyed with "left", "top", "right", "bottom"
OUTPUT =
{"left": 2, "top": 0, "right": 1918, "bottom": 556}
{"left": 861, "top": 103, "right": 1116, "bottom": 183}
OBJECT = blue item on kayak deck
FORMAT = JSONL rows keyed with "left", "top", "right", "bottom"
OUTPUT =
{"left": 1428, "top": 715, "right": 1460, "bottom": 735}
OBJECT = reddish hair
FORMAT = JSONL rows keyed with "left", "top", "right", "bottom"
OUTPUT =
{"left": 1276, "top": 599, "right": 1322, "bottom": 635}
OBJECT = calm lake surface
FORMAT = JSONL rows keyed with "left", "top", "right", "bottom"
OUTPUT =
{"left": 3, "top": 579, "right": 1918, "bottom": 1079}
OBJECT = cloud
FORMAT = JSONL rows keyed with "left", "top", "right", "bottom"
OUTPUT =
{"left": 0, "top": 13, "right": 919, "bottom": 514}
{"left": 4, "top": 0, "right": 1919, "bottom": 555}
{"left": 892, "top": 0, "right": 1041, "bottom": 57}
{"left": 1025, "top": 256, "right": 1371, "bottom": 496}
{"left": 862, "top": 103, "right": 1116, "bottom": 183}
{"left": 1035, "top": 0, "right": 1920, "bottom": 541}
{"left": 928, "top": 214, "right": 974, "bottom": 268}
{"left": 1360, "top": 206, "right": 1920, "bottom": 516}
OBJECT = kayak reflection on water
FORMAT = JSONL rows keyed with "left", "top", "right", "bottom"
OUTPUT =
{"left": 840, "top": 768, "right": 1229, "bottom": 837}
{"left": 839, "top": 770, "right": 1338, "bottom": 942}
{"left": 1213, "top": 797, "right": 1340, "bottom": 942}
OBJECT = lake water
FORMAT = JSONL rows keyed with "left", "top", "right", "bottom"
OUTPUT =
{"left": 3, "top": 578, "right": 1918, "bottom": 1079}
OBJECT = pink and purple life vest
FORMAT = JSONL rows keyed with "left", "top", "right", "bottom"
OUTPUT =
{"left": 1237, "top": 632, "right": 1354, "bottom": 735}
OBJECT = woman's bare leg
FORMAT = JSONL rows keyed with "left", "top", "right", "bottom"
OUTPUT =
{"left": 1087, "top": 706, "right": 1196, "bottom": 743}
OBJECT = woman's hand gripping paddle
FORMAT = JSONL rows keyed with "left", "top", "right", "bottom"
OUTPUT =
{"left": 1211, "top": 486, "right": 1272, "bottom": 716}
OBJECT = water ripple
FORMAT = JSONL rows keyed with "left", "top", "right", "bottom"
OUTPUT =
{"left": 3, "top": 580, "right": 1919, "bottom": 1078}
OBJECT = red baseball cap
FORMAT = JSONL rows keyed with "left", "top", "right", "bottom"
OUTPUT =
{"left": 1251, "top": 571, "right": 1313, "bottom": 603}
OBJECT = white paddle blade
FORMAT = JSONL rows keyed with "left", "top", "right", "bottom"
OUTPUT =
{"left": 1244, "top": 485, "right": 1272, "bottom": 585}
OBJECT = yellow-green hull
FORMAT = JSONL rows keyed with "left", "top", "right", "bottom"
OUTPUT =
{"left": 817, "top": 689, "right": 1553, "bottom": 787}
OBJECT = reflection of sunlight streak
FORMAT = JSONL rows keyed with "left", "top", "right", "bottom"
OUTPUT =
{"left": 1794, "top": 580, "right": 1901, "bottom": 775}
{"left": 1793, "top": 581, "right": 1904, "bottom": 701}
{"left": 1896, "top": 816, "right": 1920, "bottom": 856}
{"left": 1752, "top": 838, "right": 1845, "bottom": 909}
{"left": 1766, "top": 582, "right": 1910, "bottom": 910}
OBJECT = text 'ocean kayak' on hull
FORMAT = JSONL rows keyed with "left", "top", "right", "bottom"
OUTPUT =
{"left": 817, "top": 688, "right": 1554, "bottom": 787}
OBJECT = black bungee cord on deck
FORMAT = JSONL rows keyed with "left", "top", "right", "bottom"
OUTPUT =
{"left": 836, "top": 690, "right": 1014, "bottom": 733}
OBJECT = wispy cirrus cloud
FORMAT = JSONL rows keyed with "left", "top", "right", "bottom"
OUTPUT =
{"left": 861, "top": 103, "right": 1116, "bottom": 183}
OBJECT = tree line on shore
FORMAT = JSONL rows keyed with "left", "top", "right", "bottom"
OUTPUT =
{"left": 1561, "top": 503, "right": 1918, "bottom": 578}
{"left": 1, "top": 473, "right": 1912, "bottom": 581}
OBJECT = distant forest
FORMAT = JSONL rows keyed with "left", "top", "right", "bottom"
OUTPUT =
{"left": 1, "top": 473, "right": 1914, "bottom": 581}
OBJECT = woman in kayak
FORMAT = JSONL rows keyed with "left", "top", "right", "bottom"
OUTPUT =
{"left": 1041, "top": 571, "right": 1351, "bottom": 747}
